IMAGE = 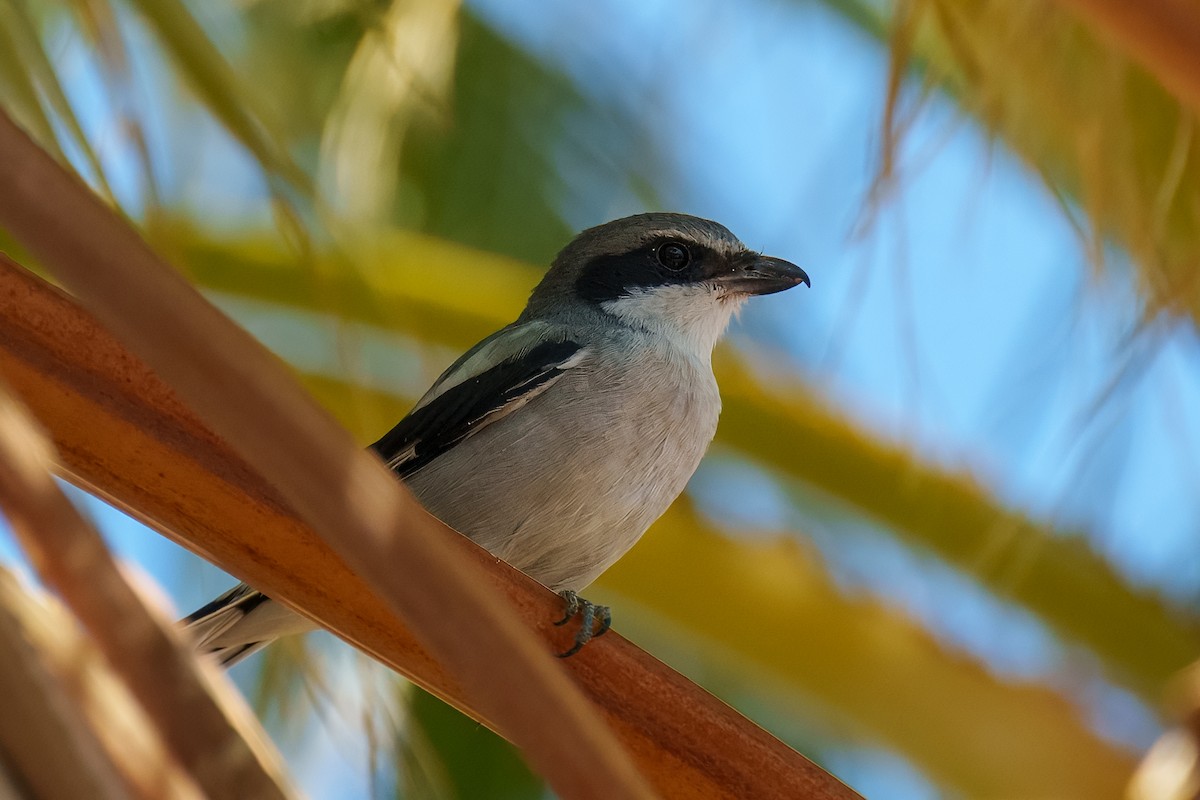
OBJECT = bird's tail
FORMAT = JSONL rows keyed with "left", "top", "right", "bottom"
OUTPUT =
{"left": 181, "top": 584, "right": 279, "bottom": 668}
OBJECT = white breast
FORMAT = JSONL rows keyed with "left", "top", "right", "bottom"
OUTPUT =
{"left": 404, "top": 337, "right": 721, "bottom": 591}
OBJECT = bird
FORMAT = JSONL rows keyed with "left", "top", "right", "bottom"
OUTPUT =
{"left": 183, "top": 212, "right": 808, "bottom": 665}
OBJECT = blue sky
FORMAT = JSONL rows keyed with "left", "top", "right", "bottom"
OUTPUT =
{"left": 3, "top": 0, "right": 1197, "bottom": 797}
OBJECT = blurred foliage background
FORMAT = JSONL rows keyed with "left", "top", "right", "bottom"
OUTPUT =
{"left": 1, "top": 0, "right": 1199, "bottom": 797}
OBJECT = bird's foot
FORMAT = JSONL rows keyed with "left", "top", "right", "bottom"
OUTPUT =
{"left": 554, "top": 590, "right": 611, "bottom": 658}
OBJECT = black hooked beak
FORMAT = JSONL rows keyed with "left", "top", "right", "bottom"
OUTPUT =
{"left": 714, "top": 252, "right": 810, "bottom": 296}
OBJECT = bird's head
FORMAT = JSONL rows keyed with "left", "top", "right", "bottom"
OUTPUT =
{"left": 523, "top": 212, "right": 809, "bottom": 355}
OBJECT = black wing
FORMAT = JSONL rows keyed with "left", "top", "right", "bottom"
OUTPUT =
{"left": 369, "top": 338, "right": 584, "bottom": 479}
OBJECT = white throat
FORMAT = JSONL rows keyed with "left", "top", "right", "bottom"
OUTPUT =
{"left": 601, "top": 283, "right": 744, "bottom": 358}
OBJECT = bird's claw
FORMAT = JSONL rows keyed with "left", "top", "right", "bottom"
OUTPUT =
{"left": 554, "top": 590, "right": 610, "bottom": 658}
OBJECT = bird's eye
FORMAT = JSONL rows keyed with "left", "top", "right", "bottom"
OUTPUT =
{"left": 655, "top": 242, "right": 691, "bottom": 271}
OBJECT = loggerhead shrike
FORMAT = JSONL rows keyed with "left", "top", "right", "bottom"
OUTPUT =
{"left": 185, "top": 212, "right": 808, "bottom": 663}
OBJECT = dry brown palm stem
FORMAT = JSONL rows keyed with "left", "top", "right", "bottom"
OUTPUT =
{"left": 0, "top": 573, "right": 133, "bottom": 800}
{"left": 0, "top": 108, "right": 654, "bottom": 800}
{"left": 0, "top": 568, "right": 210, "bottom": 800}
{"left": 0, "top": 242, "right": 860, "bottom": 798}
{"left": 1051, "top": 0, "right": 1200, "bottom": 116}
{"left": 0, "top": 378, "right": 295, "bottom": 799}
